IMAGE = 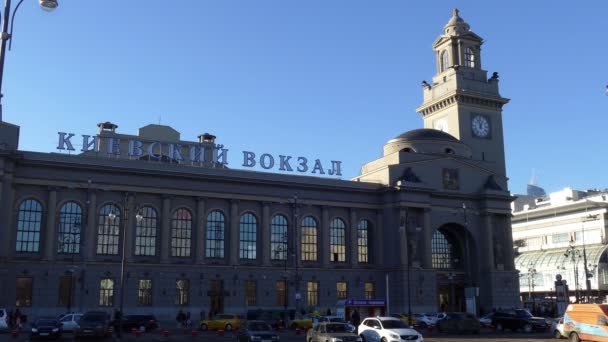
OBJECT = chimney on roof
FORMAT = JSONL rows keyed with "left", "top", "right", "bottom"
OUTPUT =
{"left": 198, "top": 133, "right": 216, "bottom": 144}
{"left": 97, "top": 122, "right": 118, "bottom": 133}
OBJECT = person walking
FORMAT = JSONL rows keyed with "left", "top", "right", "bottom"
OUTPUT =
{"left": 351, "top": 309, "right": 361, "bottom": 334}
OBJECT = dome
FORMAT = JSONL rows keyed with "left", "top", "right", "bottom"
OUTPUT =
{"left": 443, "top": 8, "right": 470, "bottom": 35}
{"left": 392, "top": 128, "right": 459, "bottom": 143}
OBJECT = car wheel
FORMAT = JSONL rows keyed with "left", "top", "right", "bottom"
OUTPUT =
{"left": 201, "top": 323, "right": 208, "bottom": 331}
{"left": 495, "top": 323, "right": 504, "bottom": 332}
{"left": 359, "top": 335, "right": 365, "bottom": 342}
{"left": 570, "top": 332, "right": 580, "bottom": 342}
{"left": 381, "top": 337, "right": 387, "bottom": 342}
{"left": 225, "top": 324, "right": 233, "bottom": 331}
{"left": 554, "top": 330, "right": 563, "bottom": 339}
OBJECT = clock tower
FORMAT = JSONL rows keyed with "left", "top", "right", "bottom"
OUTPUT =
{"left": 416, "top": 9, "right": 510, "bottom": 176}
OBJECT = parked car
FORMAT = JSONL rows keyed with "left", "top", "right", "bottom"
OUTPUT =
{"left": 312, "top": 316, "right": 345, "bottom": 328}
{"left": 289, "top": 314, "right": 319, "bottom": 329}
{"left": 436, "top": 312, "right": 480, "bottom": 334}
{"left": 358, "top": 317, "right": 423, "bottom": 342}
{"left": 58, "top": 313, "right": 83, "bottom": 332}
{"left": 200, "top": 313, "right": 244, "bottom": 331}
{"left": 491, "top": 309, "right": 548, "bottom": 333}
{"left": 551, "top": 316, "right": 565, "bottom": 339}
{"left": 118, "top": 315, "right": 159, "bottom": 332}
{"left": 73, "top": 311, "right": 113, "bottom": 340}
{"left": 0, "top": 308, "right": 8, "bottom": 331}
{"left": 308, "top": 322, "right": 361, "bottom": 342}
{"left": 389, "top": 313, "right": 417, "bottom": 326}
{"left": 236, "top": 320, "right": 280, "bottom": 342}
{"left": 30, "top": 318, "right": 62, "bottom": 339}
{"left": 479, "top": 313, "right": 494, "bottom": 328}
{"left": 413, "top": 313, "right": 435, "bottom": 328}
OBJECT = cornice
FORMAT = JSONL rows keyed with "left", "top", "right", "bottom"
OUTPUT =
{"left": 416, "top": 91, "right": 510, "bottom": 117}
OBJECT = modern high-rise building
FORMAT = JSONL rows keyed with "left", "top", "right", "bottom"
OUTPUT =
{"left": 0, "top": 9, "right": 518, "bottom": 319}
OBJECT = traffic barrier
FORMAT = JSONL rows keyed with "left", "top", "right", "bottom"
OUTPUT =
{"left": 163, "top": 330, "right": 170, "bottom": 337}
{"left": 11, "top": 329, "right": 19, "bottom": 338}
{"left": 295, "top": 328, "right": 301, "bottom": 335}
{"left": 218, "top": 329, "right": 225, "bottom": 337}
{"left": 192, "top": 329, "right": 198, "bottom": 337}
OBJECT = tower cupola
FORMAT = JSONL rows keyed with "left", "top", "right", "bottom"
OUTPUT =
{"left": 443, "top": 8, "right": 470, "bottom": 35}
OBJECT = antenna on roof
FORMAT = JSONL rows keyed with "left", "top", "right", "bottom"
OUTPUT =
{"left": 158, "top": 115, "right": 162, "bottom": 125}
{"left": 530, "top": 168, "right": 537, "bottom": 186}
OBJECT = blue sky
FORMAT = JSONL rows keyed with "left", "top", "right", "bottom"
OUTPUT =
{"left": 4, "top": 1, "right": 608, "bottom": 195}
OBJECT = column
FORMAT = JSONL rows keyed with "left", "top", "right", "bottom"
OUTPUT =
{"left": 229, "top": 200, "right": 239, "bottom": 265}
{"left": 0, "top": 172, "right": 14, "bottom": 258}
{"left": 375, "top": 211, "right": 383, "bottom": 265}
{"left": 160, "top": 196, "right": 171, "bottom": 263}
{"left": 196, "top": 198, "right": 206, "bottom": 263}
{"left": 321, "top": 207, "right": 330, "bottom": 267}
{"left": 502, "top": 215, "right": 516, "bottom": 271}
{"left": 261, "top": 202, "right": 271, "bottom": 266}
{"left": 480, "top": 214, "right": 494, "bottom": 273}
{"left": 124, "top": 194, "right": 134, "bottom": 262}
{"left": 44, "top": 188, "right": 57, "bottom": 260}
{"left": 86, "top": 191, "right": 97, "bottom": 261}
{"left": 349, "top": 209, "right": 358, "bottom": 267}
{"left": 399, "top": 207, "right": 408, "bottom": 268}
{"left": 421, "top": 209, "right": 432, "bottom": 269}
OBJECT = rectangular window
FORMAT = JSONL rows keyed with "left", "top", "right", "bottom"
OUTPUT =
{"left": 336, "top": 282, "right": 347, "bottom": 299}
{"left": 307, "top": 281, "right": 319, "bottom": 307}
{"left": 138, "top": 279, "right": 153, "bottom": 306}
{"left": 365, "top": 282, "right": 375, "bottom": 300}
{"left": 58, "top": 275, "right": 73, "bottom": 306}
{"left": 16, "top": 277, "right": 33, "bottom": 307}
{"left": 575, "top": 231, "right": 583, "bottom": 242}
{"left": 99, "top": 278, "right": 114, "bottom": 307}
{"left": 245, "top": 280, "right": 256, "bottom": 306}
{"left": 276, "top": 280, "right": 287, "bottom": 307}
{"left": 552, "top": 233, "right": 570, "bottom": 244}
{"left": 175, "top": 279, "right": 190, "bottom": 306}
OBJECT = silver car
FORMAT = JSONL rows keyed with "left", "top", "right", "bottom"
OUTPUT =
{"left": 307, "top": 322, "right": 361, "bottom": 342}
{"left": 59, "top": 313, "right": 83, "bottom": 332}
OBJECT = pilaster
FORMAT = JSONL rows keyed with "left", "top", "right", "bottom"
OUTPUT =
{"left": 349, "top": 209, "right": 358, "bottom": 267}
{"left": 421, "top": 209, "right": 432, "bottom": 269}
{"left": 261, "top": 202, "right": 271, "bottom": 266}
{"left": 321, "top": 206, "right": 330, "bottom": 267}
{"left": 44, "top": 188, "right": 57, "bottom": 260}
{"left": 196, "top": 198, "right": 206, "bottom": 263}
{"left": 85, "top": 191, "right": 97, "bottom": 261}
{"left": 160, "top": 196, "right": 171, "bottom": 263}
{"left": 375, "top": 211, "right": 383, "bottom": 265}
{"left": 229, "top": 200, "right": 239, "bottom": 265}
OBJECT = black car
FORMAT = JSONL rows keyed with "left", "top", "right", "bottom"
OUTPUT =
{"left": 30, "top": 318, "right": 62, "bottom": 340}
{"left": 492, "top": 309, "right": 548, "bottom": 333}
{"left": 436, "top": 312, "right": 480, "bottom": 334}
{"left": 118, "top": 315, "right": 159, "bottom": 332}
{"left": 73, "top": 311, "right": 113, "bottom": 340}
{"left": 236, "top": 320, "right": 280, "bottom": 342}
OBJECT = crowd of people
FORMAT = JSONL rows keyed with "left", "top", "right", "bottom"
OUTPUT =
{"left": 3, "top": 308, "right": 26, "bottom": 330}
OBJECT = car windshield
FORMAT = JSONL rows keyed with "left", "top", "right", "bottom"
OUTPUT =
{"left": 326, "top": 323, "right": 349, "bottom": 333}
{"left": 248, "top": 322, "right": 272, "bottom": 331}
{"left": 381, "top": 319, "right": 407, "bottom": 329}
{"left": 515, "top": 310, "right": 532, "bottom": 317}
{"left": 81, "top": 314, "right": 106, "bottom": 322}
{"left": 36, "top": 319, "right": 57, "bottom": 326}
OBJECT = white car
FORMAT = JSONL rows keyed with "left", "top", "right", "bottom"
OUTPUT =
{"left": 551, "top": 316, "right": 565, "bottom": 339}
{"left": 413, "top": 314, "right": 435, "bottom": 328}
{"left": 358, "top": 317, "right": 423, "bottom": 342}
{"left": 58, "top": 313, "right": 83, "bottom": 332}
{"left": 0, "top": 308, "right": 8, "bottom": 331}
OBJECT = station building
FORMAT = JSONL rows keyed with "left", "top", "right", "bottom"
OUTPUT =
{"left": 0, "top": 9, "right": 519, "bottom": 318}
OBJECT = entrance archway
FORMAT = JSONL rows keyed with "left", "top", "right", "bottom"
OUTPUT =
{"left": 432, "top": 223, "right": 476, "bottom": 312}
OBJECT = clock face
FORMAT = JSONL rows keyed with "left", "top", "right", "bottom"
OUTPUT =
{"left": 471, "top": 115, "right": 490, "bottom": 138}
{"left": 434, "top": 119, "right": 448, "bottom": 132}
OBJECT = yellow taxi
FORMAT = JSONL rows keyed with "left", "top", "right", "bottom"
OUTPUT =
{"left": 390, "top": 313, "right": 417, "bottom": 326}
{"left": 199, "top": 313, "right": 244, "bottom": 331}
{"left": 289, "top": 314, "right": 320, "bottom": 329}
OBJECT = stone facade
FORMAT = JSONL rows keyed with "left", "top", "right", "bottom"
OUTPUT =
{"left": 0, "top": 9, "right": 519, "bottom": 319}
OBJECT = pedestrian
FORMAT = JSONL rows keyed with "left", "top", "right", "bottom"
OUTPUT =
{"left": 326, "top": 308, "right": 332, "bottom": 316}
{"left": 114, "top": 308, "right": 122, "bottom": 337}
{"left": 176, "top": 309, "right": 185, "bottom": 328}
{"left": 351, "top": 309, "right": 360, "bottom": 333}
{"left": 200, "top": 308, "right": 206, "bottom": 321}
{"left": 186, "top": 312, "right": 191, "bottom": 328}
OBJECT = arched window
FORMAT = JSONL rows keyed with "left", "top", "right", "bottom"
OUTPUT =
{"left": 357, "top": 219, "right": 370, "bottom": 263}
{"left": 464, "top": 47, "right": 475, "bottom": 68}
{"left": 58, "top": 201, "right": 82, "bottom": 254}
{"left": 432, "top": 230, "right": 456, "bottom": 269}
{"left": 301, "top": 216, "right": 318, "bottom": 261}
{"left": 271, "top": 215, "right": 288, "bottom": 260}
{"left": 440, "top": 50, "right": 450, "bottom": 72}
{"left": 16, "top": 199, "right": 43, "bottom": 252}
{"left": 171, "top": 208, "right": 192, "bottom": 257}
{"left": 330, "top": 218, "right": 346, "bottom": 262}
{"left": 206, "top": 210, "right": 225, "bottom": 258}
{"left": 135, "top": 206, "right": 158, "bottom": 256}
{"left": 239, "top": 213, "right": 257, "bottom": 260}
{"left": 97, "top": 204, "right": 120, "bottom": 255}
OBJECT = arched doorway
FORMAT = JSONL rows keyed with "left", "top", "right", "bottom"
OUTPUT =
{"left": 432, "top": 224, "right": 475, "bottom": 312}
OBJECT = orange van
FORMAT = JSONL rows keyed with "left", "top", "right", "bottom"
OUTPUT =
{"left": 563, "top": 304, "right": 608, "bottom": 342}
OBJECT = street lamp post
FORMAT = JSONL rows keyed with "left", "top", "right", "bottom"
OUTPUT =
{"left": 527, "top": 263, "right": 537, "bottom": 312}
{"left": 109, "top": 193, "right": 143, "bottom": 340}
{"left": 582, "top": 214, "right": 598, "bottom": 302}
{"left": 403, "top": 207, "right": 421, "bottom": 327}
{"left": 0, "top": 0, "right": 58, "bottom": 122}
{"left": 564, "top": 245, "right": 582, "bottom": 303}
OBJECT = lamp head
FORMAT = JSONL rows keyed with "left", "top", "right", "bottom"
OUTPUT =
{"left": 39, "top": 0, "right": 58, "bottom": 11}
